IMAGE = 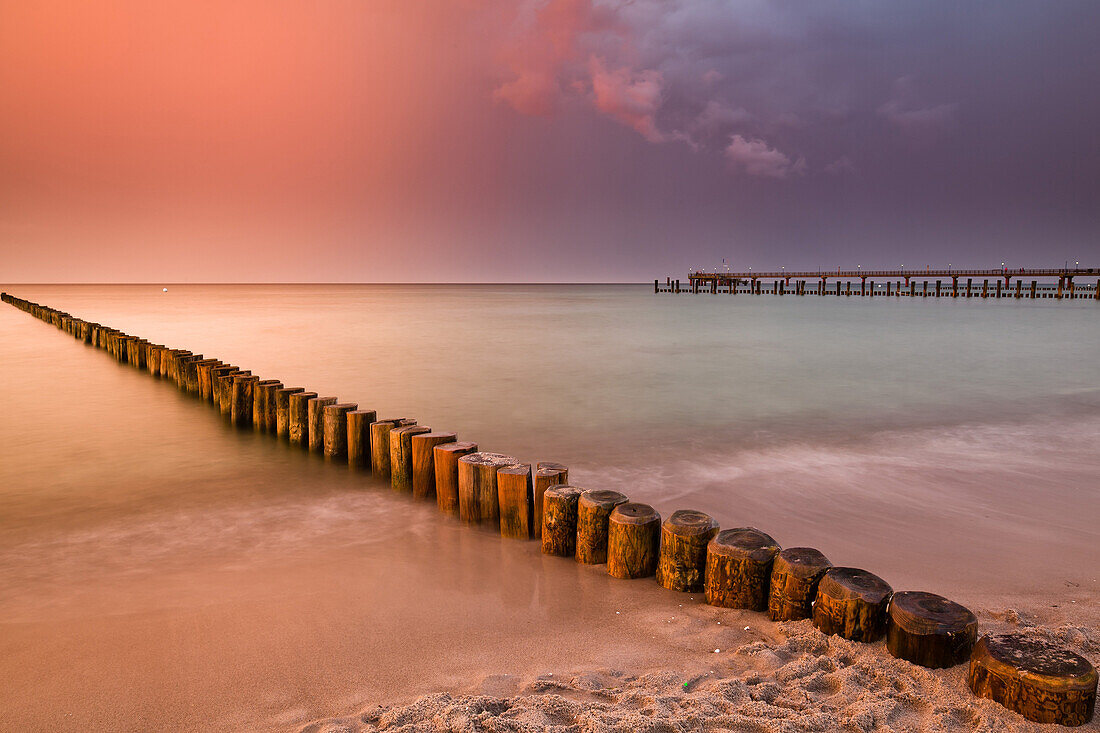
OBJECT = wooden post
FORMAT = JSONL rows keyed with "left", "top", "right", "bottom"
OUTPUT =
{"left": 369, "top": 418, "right": 414, "bottom": 477}
{"left": 346, "top": 409, "right": 378, "bottom": 468}
{"left": 308, "top": 396, "right": 338, "bottom": 453}
{"left": 1031, "top": 280, "right": 1037, "bottom": 298}
{"left": 606, "top": 503, "right": 661, "bottom": 579}
{"left": 497, "top": 463, "right": 534, "bottom": 539}
{"left": 886, "top": 591, "right": 977, "bottom": 668}
{"left": 533, "top": 462, "right": 568, "bottom": 538}
{"left": 540, "top": 485, "right": 583, "bottom": 557}
{"left": 968, "top": 634, "right": 1097, "bottom": 726}
{"left": 434, "top": 441, "right": 478, "bottom": 515}
{"left": 812, "top": 567, "right": 893, "bottom": 642}
{"left": 575, "top": 489, "right": 628, "bottom": 564}
{"left": 656, "top": 509, "right": 719, "bottom": 591}
{"left": 767, "top": 547, "right": 832, "bottom": 621}
{"left": 180, "top": 355, "right": 208, "bottom": 393}
{"left": 215, "top": 369, "right": 242, "bottom": 415}
{"left": 390, "top": 424, "right": 431, "bottom": 490}
{"left": 230, "top": 375, "right": 259, "bottom": 427}
{"left": 457, "top": 451, "right": 516, "bottom": 525}
{"left": 287, "top": 391, "right": 318, "bottom": 448}
{"left": 275, "top": 387, "right": 305, "bottom": 439}
{"left": 252, "top": 379, "right": 282, "bottom": 431}
{"left": 195, "top": 360, "right": 221, "bottom": 401}
{"left": 219, "top": 369, "right": 249, "bottom": 416}
{"left": 210, "top": 366, "right": 238, "bottom": 405}
{"left": 704, "top": 527, "right": 780, "bottom": 609}
{"left": 410, "top": 431, "right": 457, "bottom": 498}
{"left": 323, "top": 402, "right": 358, "bottom": 460}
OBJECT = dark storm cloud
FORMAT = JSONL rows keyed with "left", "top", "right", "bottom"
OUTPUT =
{"left": 487, "top": 0, "right": 1099, "bottom": 272}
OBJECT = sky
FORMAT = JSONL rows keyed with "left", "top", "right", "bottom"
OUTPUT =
{"left": 1, "top": 0, "right": 1098, "bottom": 283}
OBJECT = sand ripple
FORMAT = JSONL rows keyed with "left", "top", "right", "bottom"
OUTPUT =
{"left": 299, "top": 618, "right": 1097, "bottom": 733}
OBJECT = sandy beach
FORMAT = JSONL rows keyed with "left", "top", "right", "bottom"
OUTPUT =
{"left": 302, "top": 606, "right": 1100, "bottom": 732}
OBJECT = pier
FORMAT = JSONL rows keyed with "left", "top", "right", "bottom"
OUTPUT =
{"left": 655, "top": 267, "right": 1100, "bottom": 300}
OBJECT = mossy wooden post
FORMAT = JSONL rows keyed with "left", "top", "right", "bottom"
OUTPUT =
{"left": 253, "top": 380, "right": 281, "bottom": 430}
{"left": 369, "top": 419, "right": 413, "bottom": 477}
{"left": 209, "top": 366, "right": 237, "bottom": 404}
{"left": 231, "top": 375, "right": 259, "bottom": 427}
{"left": 886, "top": 591, "right": 977, "bottom": 668}
{"left": 812, "top": 567, "right": 893, "bottom": 642}
{"left": 410, "top": 432, "right": 457, "bottom": 498}
{"left": 497, "top": 464, "right": 534, "bottom": 539}
{"left": 196, "top": 360, "right": 222, "bottom": 401}
{"left": 606, "top": 503, "right": 661, "bottom": 579}
{"left": 657, "top": 510, "right": 720, "bottom": 591}
{"left": 768, "top": 547, "right": 832, "bottom": 621}
{"left": 323, "top": 402, "right": 358, "bottom": 460}
{"left": 540, "top": 485, "right": 582, "bottom": 557}
{"left": 575, "top": 490, "right": 628, "bottom": 564}
{"left": 214, "top": 368, "right": 237, "bottom": 414}
{"left": 968, "top": 634, "right": 1096, "bottom": 726}
{"left": 128, "top": 340, "right": 148, "bottom": 370}
{"left": 390, "top": 425, "right": 431, "bottom": 490}
{"left": 346, "top": 409, "right": 378, "bottom": 469}
{"left": 182, "top": 356, "right": 209, "bottom": 394}
{"left": 260, "top": 381, "right": 284, "bottom": 432}
{"left": 218, "top": 369, "right": 248, "bottom": 416}
{"left": 288, "top": 391, "right": 318, "bottom": 448}
{"left": 533, "top": 462, "right": 568, "bottom": 538}
{"left": 308, "top": 396, "right": 337, "bottom": 453}
{"left": 275, "top": 387, "right": 305, "bottom": 439}
{"left": 173, "top": 352, "right": 196, "bottom": 387}
{"left": 142, "top": 344, "right": 159, "bottom": 375}
{"left": 174, "top": 353, "right": 198, "bottom": 387}
{"left": 434, "top": 441, "right": 478, "bottom": 515}
{"left": 457, "top": 452, "right": 516, "bottom": 525}
{"left": 704, "top": 528, "right": 780, "bottom": 610}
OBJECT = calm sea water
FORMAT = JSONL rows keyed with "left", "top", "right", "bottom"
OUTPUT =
{"left": 1, "top": 284, "right": 1098, "bottom": 730}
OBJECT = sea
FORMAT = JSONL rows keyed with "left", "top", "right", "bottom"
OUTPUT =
{"left": 1, "top": 284, "right": 1097, "bottom": 730}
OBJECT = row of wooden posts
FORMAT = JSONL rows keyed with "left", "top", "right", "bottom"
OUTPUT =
{"left": 2, "top": 291, "right": 1095, "bottom": 727}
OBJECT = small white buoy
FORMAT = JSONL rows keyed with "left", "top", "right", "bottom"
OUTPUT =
{"left": 744, "top": 626, "right": 750, "bottom": 630}
{"left": 714, "top": 648, "right": 720, "bottom": 653}
{"left": 162, "top": 287, "right": 168, "bottom": 292}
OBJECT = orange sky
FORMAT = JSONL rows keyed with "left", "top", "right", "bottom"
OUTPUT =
{"left": 2, "top": 1, "right": 1097, "bottom": 281}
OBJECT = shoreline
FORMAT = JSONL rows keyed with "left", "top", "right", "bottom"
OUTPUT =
{"left": 297, "top": 605, "right": 1099, "bottom": 733}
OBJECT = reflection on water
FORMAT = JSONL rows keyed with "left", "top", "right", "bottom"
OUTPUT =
{"left": 1, "top": 284, "right": 1098, "bottom": 730}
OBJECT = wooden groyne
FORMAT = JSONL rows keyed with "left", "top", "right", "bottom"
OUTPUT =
{"left": 2, "top": 290, "right": 1096, "bottom": 726}
{"left": 656, "top": 267, "right": 1100, "bottom": 302}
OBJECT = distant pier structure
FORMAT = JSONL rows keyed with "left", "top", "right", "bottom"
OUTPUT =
{"left": 655, "top": 267, "right": 1100, "bottom": 300}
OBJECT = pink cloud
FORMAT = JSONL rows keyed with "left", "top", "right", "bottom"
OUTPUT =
{"left": 724, "top": 134, "right": 805, "bottom": 178}
{"left": 589, "top": 57, "right": 665, "bottom": 142}
{"left": 491, "top": 0, "right": 596, "bottom": 116}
